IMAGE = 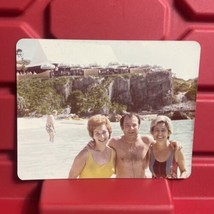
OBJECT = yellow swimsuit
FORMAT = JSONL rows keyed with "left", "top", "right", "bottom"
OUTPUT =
{"left": 79, "top": 149, "right": 115, "bottom": 178}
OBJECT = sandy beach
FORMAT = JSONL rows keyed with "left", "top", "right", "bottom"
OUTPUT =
{"left": 18, "top": 117, "right": 89, "bottom": 180}
{"left": 17, "top": 117, "right": 193, "bottom": 180}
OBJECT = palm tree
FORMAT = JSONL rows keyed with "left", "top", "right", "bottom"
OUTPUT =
{"left": 16, "top": 49, "right": 31, "bottom": 73}
{"left": 16, "top": 48, "right": 23, "bottom": 60}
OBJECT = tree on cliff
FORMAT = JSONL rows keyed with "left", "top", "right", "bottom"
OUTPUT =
{"left": 69, "top": 86, "right": 110, "bottom": 116}
{"left": 172, "top": 78, "right": 197, "bottom": 103}
{"left": 17, "top": 78, "right": 64, "bottom": 116}
{"left": 69, "top": 90, "right": 85, "bottom": 115}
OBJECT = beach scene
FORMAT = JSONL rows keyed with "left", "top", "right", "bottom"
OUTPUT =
{"left": 18, "top": 117, "right": 194, "bottom": 179}
{"left": 16, "top": 39, "right": 200, "bottom": 180}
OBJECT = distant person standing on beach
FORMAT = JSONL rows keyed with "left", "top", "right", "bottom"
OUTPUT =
{"left": 46, "top": 110, "right": 57, "bottom": 142}
{"left": 68, "top": 114, "right": 116, "bottom": 178}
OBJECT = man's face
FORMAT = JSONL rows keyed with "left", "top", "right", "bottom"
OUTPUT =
{"left": 122, "top": 116, "right": 139, "bottom": 138}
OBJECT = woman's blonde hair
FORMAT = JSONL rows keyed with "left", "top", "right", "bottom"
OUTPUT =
{"left": 87, "top": 114, "right": 112, "bottom": 138}
{"left": 150, "top": 115, "right": 173, "bottom": 135}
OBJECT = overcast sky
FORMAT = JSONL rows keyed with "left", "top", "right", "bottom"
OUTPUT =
{"left": 17, "top": 39, "right": 201, "bottom": 80}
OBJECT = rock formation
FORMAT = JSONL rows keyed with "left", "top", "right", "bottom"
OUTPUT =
{"left": 60, "top": 70, "right": 173, "bottom": 114}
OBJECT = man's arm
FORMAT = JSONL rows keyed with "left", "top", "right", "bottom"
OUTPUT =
{"left": 108, "top": 137, "right": 119, "bottom": 150}
{"left": 142, "top": 135, "right": 155, "bottom": 146}
{"left": 170, "top": 141, "right": 182, "bottom": 150}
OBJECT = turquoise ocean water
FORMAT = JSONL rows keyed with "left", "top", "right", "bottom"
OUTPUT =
{"left": 18, "top": 118, "right": 194, "bottom": 179}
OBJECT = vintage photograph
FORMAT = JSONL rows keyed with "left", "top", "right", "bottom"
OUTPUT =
{"left": 17, "top": 39, "right": 200, "bottom": 180}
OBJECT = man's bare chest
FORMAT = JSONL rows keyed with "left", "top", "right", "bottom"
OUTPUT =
{"left": 116, "top": 143, "right": 148, "bottom": 162}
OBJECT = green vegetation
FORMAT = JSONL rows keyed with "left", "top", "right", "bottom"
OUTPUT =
{"left": 17, "top": 75, "right": 197, "bottom": 117}
{"left": 16, "top": 48, "right": 31, "bottom": 72}
{"left": 17, "top": 76, "right": 127, "bottom": 117}
{"left": 17, "top": 78, "right": 66, "bottom": 116}
{"left": 109, "top": 102, "right": 127, "bottom": 114}
{"left": 68, "top": 80, "right": 126, "bottom": 116}
{"left": 172, "top": 77, "right": 197, "bottom": 102}
{"left": 185, "top": 79, "right": 198, "bottom": 101}
{"left": 173, "top": 78, "right": 188, "bottom": 94}
{"left": 69, "top": 86, "right": 110, "bottom": 116}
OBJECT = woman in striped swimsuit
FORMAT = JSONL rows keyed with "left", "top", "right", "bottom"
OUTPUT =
{"left": 149, "top": 115, "right": 187, "bottom": 179}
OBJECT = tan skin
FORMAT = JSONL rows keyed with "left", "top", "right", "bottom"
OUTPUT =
{"left": 108, "top": 115, "right": 154, "bottom": 178}
{"left": 68, "top": 124, "right": 116, "bottom": 178}
{"left": 86, "top": 115, "right": 180, "bottom": 178}
{"left": 151, "top": 122, "right": 187, "bottom": 178}
{"left": 46, "top": 111, "right": 57, "bottom": 142}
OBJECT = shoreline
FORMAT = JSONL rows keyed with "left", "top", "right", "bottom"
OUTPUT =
{"left": 17, "top": 118, "right": 193, "bottom": 180}
{"left": 17, "top": 117, "right": 88, "bottom": 130}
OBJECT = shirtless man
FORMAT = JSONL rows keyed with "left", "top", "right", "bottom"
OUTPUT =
{"left": 108, "top": 113, "right": 153, "bottom": 178}
{"left": 87, "top": 113, "right": 178, "bottom": 178}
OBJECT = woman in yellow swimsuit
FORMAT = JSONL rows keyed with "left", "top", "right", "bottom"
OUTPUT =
{"left": 68, "top": 114, "right": 116, "bottom": 178}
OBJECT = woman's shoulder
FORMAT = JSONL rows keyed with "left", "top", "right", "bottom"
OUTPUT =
{"left": 107, "top": 146, "right": 116, "bottom": 161}
{"left": 174, "top": 147, "right": 184, "bottom": 158}
{"left": 107, "top": 146, "right": 116, "bottom": 154}
{"left": 76, "top": 147, "right": 90, "bottom": 160}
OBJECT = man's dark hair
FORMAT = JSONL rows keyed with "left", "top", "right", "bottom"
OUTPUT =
{"left": 120, "top": 113, "right": 141, "bottom": 128}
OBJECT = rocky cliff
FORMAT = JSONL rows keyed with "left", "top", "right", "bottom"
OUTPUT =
{"left": 111, "top": 71, "right": 172, "bottom": 112}
{"left": 58, "top": 70, "right": 173, "bottom": 114}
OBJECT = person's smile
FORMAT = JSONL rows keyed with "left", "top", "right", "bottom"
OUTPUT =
{"left": 97, "top": 138, "right": 107, "bottom": 143}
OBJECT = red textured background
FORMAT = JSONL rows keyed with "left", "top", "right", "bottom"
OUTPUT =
{"left": 1, "top": 0, "right": 214, "bottom": 213}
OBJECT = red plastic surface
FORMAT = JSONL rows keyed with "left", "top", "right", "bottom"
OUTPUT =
{"left": 0, "top": 153, "right": 41, "bottom": 214}
{"left": 40, "top": 179, "right": 173, "bottom": 214}
{"left": 1, "top": 0, "right": 214, "bottom": 213}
